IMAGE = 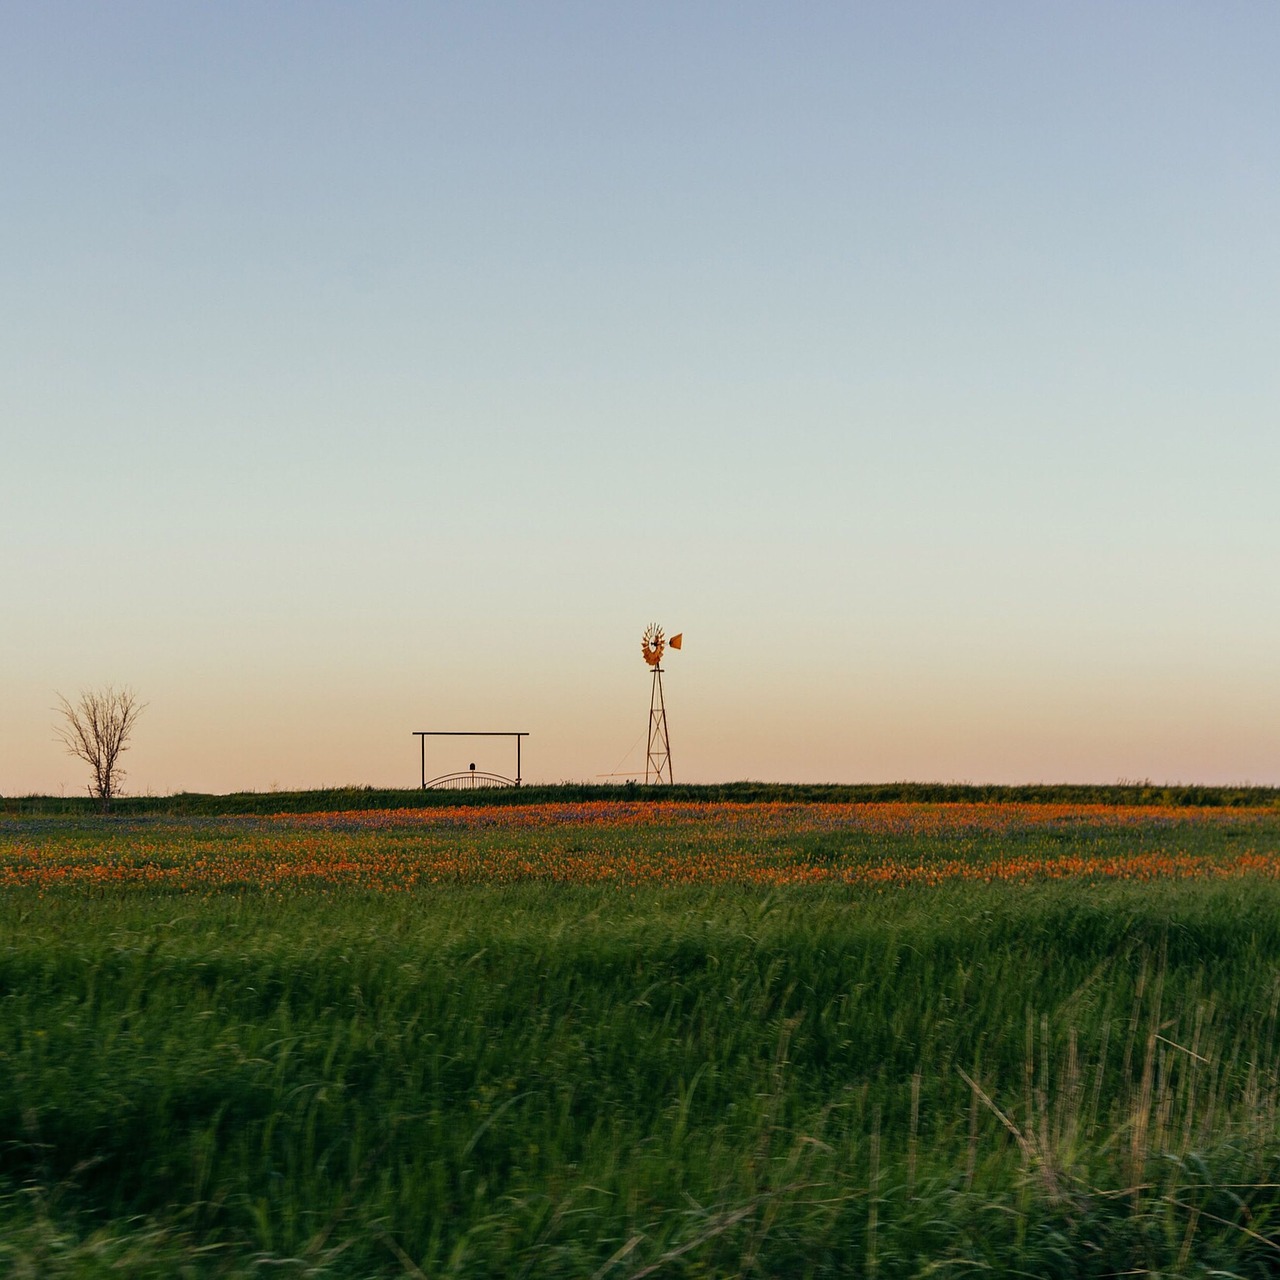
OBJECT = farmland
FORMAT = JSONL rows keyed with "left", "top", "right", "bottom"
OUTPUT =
{"left": 4, "top": 797, "right": 1280, "bottom": 1276}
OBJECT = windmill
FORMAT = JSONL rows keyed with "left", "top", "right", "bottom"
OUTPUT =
{"left": 641, "top": 624, "right": 682, "bottom": 784}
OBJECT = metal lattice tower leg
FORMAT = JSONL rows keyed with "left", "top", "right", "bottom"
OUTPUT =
{"left": 646, "top": 666, "right": 672, "bottom": 784}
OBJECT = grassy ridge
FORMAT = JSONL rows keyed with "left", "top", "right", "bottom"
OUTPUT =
{"left": 5, "top": 778, "right": 1280, "bottom": 816}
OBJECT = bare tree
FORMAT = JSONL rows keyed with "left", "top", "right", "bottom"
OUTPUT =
{"left": 54, "top": 685, "right": 146, "bottom": 813}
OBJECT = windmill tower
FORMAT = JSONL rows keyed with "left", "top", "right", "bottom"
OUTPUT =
{"left": 641, "top": 624, "right": 681, "bottom": 784}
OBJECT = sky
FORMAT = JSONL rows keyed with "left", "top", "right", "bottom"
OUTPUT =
{"left": 3, "top": 2, "right": 1278, "bottom": 794}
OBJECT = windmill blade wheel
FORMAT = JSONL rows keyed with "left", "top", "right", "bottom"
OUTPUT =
{"left": 641, "top": 623, "right": 665, "bottom": 667}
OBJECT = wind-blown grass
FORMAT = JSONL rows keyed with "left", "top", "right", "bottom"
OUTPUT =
{"left": 3, "top": 803, "right": 1280, "bottom": 1275}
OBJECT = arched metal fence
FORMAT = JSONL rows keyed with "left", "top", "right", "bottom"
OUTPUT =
{"left": 424, "top": 771, "right": 517, "bottom": 791}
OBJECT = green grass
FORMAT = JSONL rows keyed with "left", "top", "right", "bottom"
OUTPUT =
{"left": 5, "top": 809, "right": 1280, "bottom": 1274}
{"left": 5, "top": 778, "right": 1280, "bottom": 816}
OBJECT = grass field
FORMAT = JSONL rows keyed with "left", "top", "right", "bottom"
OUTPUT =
{"left": 4, "top": 797, "right": 1280, "bottom": 1276}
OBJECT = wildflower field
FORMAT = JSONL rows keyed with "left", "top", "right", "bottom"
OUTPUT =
{"left": 4, "top": 797, "right": 1280, "bottom": 1276}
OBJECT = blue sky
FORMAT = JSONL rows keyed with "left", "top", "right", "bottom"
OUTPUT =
{"left": 4, "top": 3, "right": 1278, "bottom": 793}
